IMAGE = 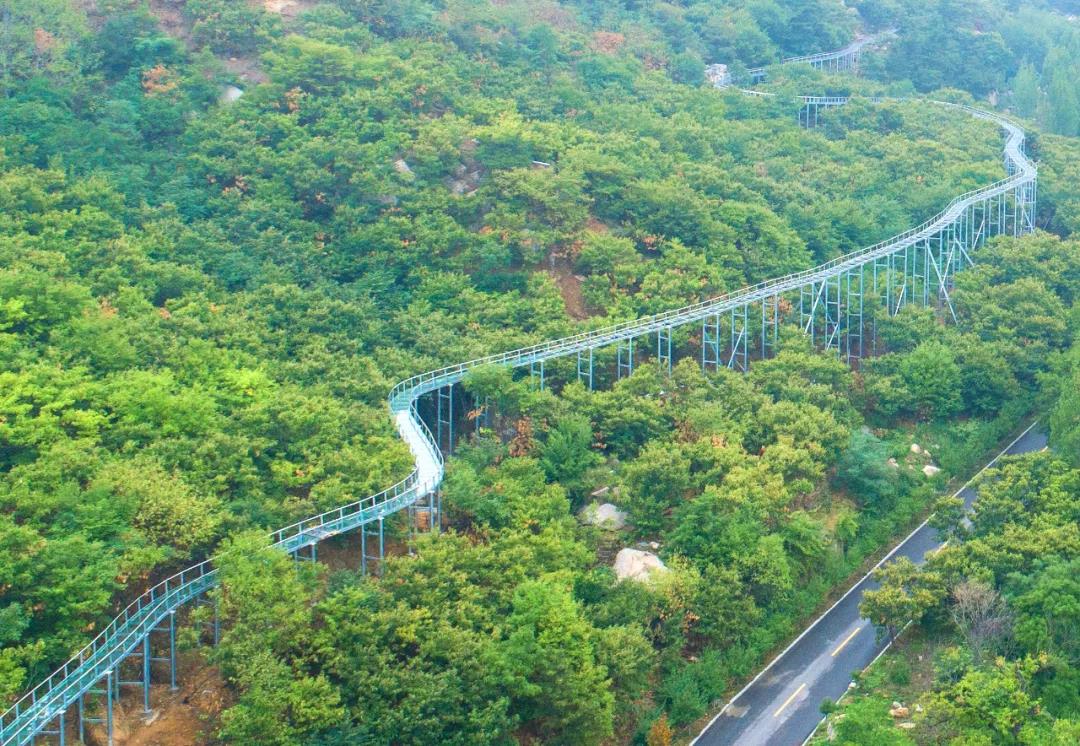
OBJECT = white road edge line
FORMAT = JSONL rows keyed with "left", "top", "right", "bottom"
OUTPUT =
{"left": 690, "top": 419, "right": 1040, "bottom": 745}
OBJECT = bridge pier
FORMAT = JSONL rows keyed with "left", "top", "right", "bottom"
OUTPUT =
{"left": 761, "top": 295, "right": 780, "bottom": 359}
{"left": 436, "top": 384, "right": 454, "bottom": 455}
{"left": 361, "top": 516, "right": 385, "bottom": 577}
{"left": 530, "top": 359, "right": 545, "bottom": 391}
{"left": 78, "top": 670, "right": 114, "bottom": 746}
{"left": 845, "top": 270, "right": 864, "bottom": 363}
{"left": 617, "top": 338, "right": 634, "bottom": 379}
{"left": 726, "top": 305, "right": 749, "bottom": 371}
{"left": 39, "top": 710, "right": 65, "bottom": 746}
{"left": 657, "top": 328, "right": 673, "bottom": 375}
{"left": 577, "top": 349, "right": 594, "bottom": 390}
{"left": 702, "top": 313, "right": 722, "bottom": 372}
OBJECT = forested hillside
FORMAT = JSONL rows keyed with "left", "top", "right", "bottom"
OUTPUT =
{"left": 1, "top": 1, "right": 1078, "bottom": 745}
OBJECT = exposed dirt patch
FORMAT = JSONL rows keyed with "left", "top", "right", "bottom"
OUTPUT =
{"left": 548, "top": 252, "right": 590, "bottom": 320}
{"left": 263, "top": 0, "right": 320, "bottom": 18}
{"left": 147, "top": 0, "right": 190, "bottom": 44}
{"left": 314, "top": 530, "right": 414, "bottom": 575}
{"left": 79, "top": 651, "right": 226, "bottom": 746}
{"left": 222, "top": 56, "right": 269, "bottom": 86}
{"left": 144, "top": 1, "right": 270, "bottom": 85}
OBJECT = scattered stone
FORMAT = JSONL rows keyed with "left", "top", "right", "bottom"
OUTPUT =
{"left": 887, "top": 457, "right": 899, "bottom": 468}
{"left": 393, "top": 159, "right": 414, "bottom": 175}
{"left": 897, "top": 722, "right": 916, "bottom": 730}
{"left": 613, "top": 548, "right": 668, "bottom": 582}
{"left": 891, "top": 701, "right": 903, "bottom": 710}
{"left": 848, "top": 682, "right": 857, "bottom": 690}
{"left": 705, "top": 63, "right": 732, "bottom": 87}
{"left": 922, "top": 464, "right": 942, "bottom": 478}
{"left": 220, "top": 85, "right": 244, "bottom": 104}
{"left": 910, "top": 443, "right": 923, "bottom": 455}
{"left": 889, "top": 705, "right": 910, "bottom": 719}
{"left": 914, "top": 704, "right": 923, "bottom": 713}
{"left": 580, "top": 503, "right": 627, "bottom": 530}
{"left": 590, "top": 486, "right": 610, "bottom": 498}
{"left": 649, "top": 541, "right": 660, "bottom": 550}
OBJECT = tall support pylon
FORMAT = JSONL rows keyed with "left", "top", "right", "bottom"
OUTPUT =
{"left": 577, "top": 349, "right": 594, "bottom": 390}
{"left": 726, "top": 305, "right": 749, "bottom": 372}
{"left": 436, "top": 384, "right": 453, "bottom": 455}
{"left": 926, "top": 236, "right": 958, "bottom": 323}
{"left": 530, "top": 359, "right": 545, "bottom": 391}
{"left": 360, "top": 516, "right": 385, "bottom": 577}
{"left": 113, "top": 635, "right": 153, "bottom": 716}
{"left": 892, "top": 244, "right": 910, "bottom": 315}
{"left": 702, "top": 314, "right": 722, "bottom": 372}
{"left": 845, "top": 270, "right": 864, "bottom": 363}
{"left": 40, "top": 710, "right": 65, "bottom": 746}
{"left": 800, "top": 282, "right": 816, "bottom": 343}
{"left": 148, "top": 610, "right": 179, "bottom": 694}
{"left": 761, "top": 295, "right": 780, "bottom": 359}
{"left": 79, "top": 671, "right": 114, "bottom": 746}
{"left": 657, "top": 328, "right": 673, "bottom": 375}
{"left": 617, "top": 338, "right": 634, "bottom": 379}
{"left": 822, "top": 274, "right": 842, "bottom": 354}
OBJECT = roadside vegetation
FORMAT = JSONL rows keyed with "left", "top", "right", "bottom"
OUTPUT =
{"left": 1, "top": 1, "right": 1079, "bottom": 744}
{"left": 812, "top": 348, "right": 1080, "bottom": 744}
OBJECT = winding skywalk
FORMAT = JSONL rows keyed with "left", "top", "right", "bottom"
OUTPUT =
{"left": 1, "top": 80, "right": 1038, "bottom": 746}
{"left": 747, "top": 29, "right": 896, "bottom": 82}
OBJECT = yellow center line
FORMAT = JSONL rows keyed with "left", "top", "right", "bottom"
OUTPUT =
{"left": 832, "top": 626, "right": 862, "bottom": 657}
{"left": 774, "top": 682, "right": 807, "bottom": 718}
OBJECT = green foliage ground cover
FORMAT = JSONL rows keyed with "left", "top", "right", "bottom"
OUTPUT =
{"left": 0, "top": 1, "right": 1078, "bottom": 744}
{"left": 197, "top": 234, "right": 1079, "bottom": 746}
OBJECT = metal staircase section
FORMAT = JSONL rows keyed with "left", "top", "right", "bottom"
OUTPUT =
{"left": 0, "top": 95, "right": 1037, "bottom": 746}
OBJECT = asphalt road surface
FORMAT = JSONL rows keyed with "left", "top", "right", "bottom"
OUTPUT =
{"left": 692, "top": 422, "right": 1047, "bottom": 746}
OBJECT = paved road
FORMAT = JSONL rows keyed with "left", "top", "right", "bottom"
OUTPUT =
{"left": 692, "top": 422, "right": 1047, "bottom": 746}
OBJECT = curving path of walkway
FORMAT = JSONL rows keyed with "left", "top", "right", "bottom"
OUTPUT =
{"left": 0, "top": 42, "right": 1039, "bottom": 746}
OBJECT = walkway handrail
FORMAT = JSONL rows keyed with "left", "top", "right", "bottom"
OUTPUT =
{"left": 0, "top": 93, "right": 1038, "bottom": 745}
{"left": 747, "top": 29, "right": 897, "bottom": 79}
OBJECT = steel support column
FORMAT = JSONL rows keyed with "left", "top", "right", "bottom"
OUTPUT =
{"left": 530, "top": 359, "right": 545, "bottom": 391}
{"left": 761, "top": 295, "right": 780, "bottom": 359}
{"left": 361, "top": 516, "right": 385, "bottom": 577}
{"left": 617, "top": 338, "right": 634, "bottom": 379}
{"left": 702, "top": 314, "right": 721, "bottom": 372}
{"left": 726, "top": 305, "right": 749, "bottom": 372}
{"left": 845, "top": 270, "right": 864, "bottom": 363}
{"left": 577, "top": 349, "right": 593, "bottom": 390}
{"left": 657, "top": 328, "right": 673, "bottom": 375}
{"left": 436, "top": 385, "right": 453, "bottom": 455}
